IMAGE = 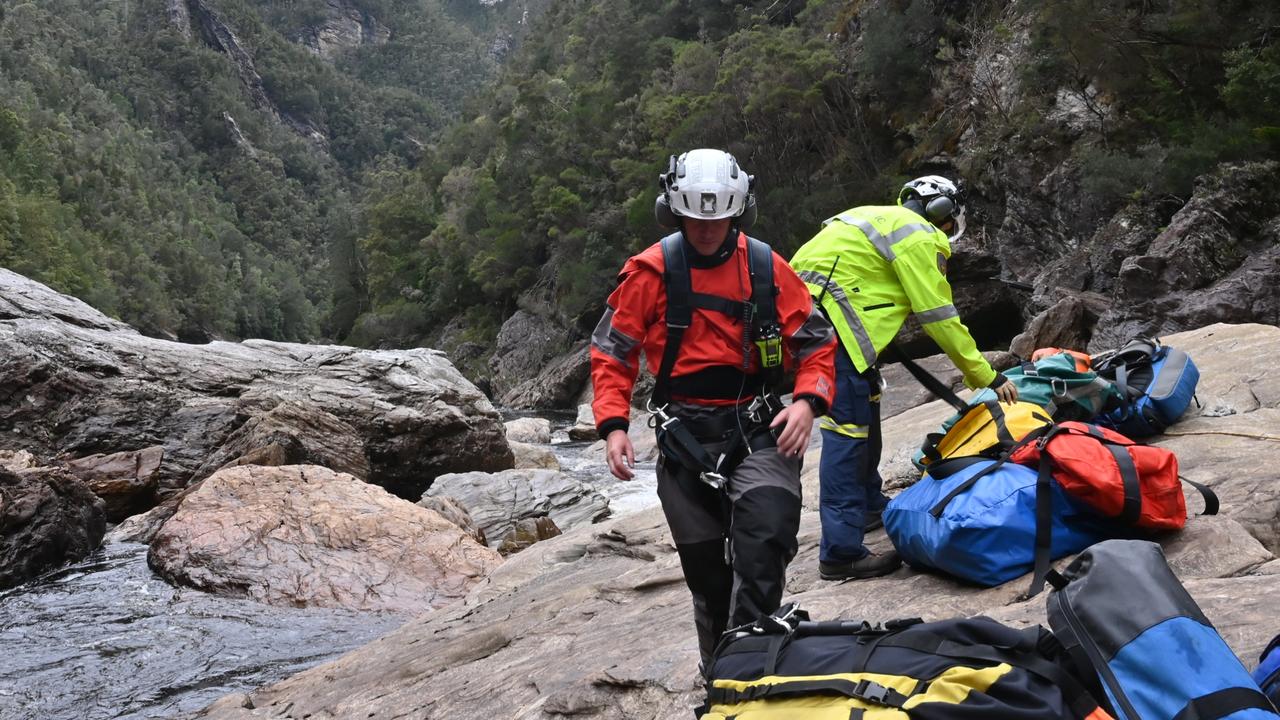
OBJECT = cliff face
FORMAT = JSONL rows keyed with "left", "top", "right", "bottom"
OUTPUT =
{"left": 177, "top": 0, "right": 327, "bottom": 143}
{"left": 294, "top": 0, "right": 390, "bottom": 58}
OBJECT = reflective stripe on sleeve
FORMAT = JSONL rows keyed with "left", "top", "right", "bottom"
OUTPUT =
{"left": 914, "top": 304, "right": 959, "bottom": 325}
{"left": 793, "top": 306, "right": 836, "bottom": 360}
{"left": 590, "top": 306, "right": 639, "bottom": 367}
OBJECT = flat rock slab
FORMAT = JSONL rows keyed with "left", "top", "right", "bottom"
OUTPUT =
{"left": 149, "top": 465, "right": 501, "bottom": 613}
{"left": 423, "top": 468, "right": 610, "bottom": 548}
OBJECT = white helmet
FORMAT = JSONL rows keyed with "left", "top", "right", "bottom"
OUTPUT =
{"left": 898, "top": 175, "right": 963, "bottom": 224}
{"left": 659, "top": 148, "right": 753, "bottom": 221}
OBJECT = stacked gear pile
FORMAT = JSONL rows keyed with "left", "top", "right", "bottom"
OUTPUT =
{"left": 885, "top": 336, "right": 1210, "bottom": 594}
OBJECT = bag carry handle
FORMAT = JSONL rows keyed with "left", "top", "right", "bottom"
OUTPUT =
{"left": 1179, "top": 475, "right": 1220, "bottom": 516}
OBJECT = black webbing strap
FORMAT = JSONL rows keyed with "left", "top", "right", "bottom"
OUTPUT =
{"left": 1180, "top": 475, "right": 1221, "bottom": 516}
{"left": 763, "top": 631, "right": 789, "bottom": 677}
{"left": 987, "top": 400, "right": 1015, "bottom": 446}
{"left": 746, "top": 237, "right": 776, "bottom": 332}
{"left": 1171, "top": 687, "right": 1279, "bottom": 720}
{"left": 886, "top": 344, "right": 968, "bottom": 412}
{"left": 877, "top": 630, "right": 1103, "bottom": 719}
{"left": 745, "top": 236, "right": 784, "bottom": 390}
{"left": 927, "top": 426, "right": 1051, "bottom": 518}
{"left": 1080, "top": 424, "right": 1142, "bottom": 524}
{"left": 691, "top": 292, "right": 749, "bottom": 318}
{"left": 924, "top": 455, "right": 989, "bottom": 480}
{"left": 1024, "top": 453, "right": 1055, "bottom": 598}
{"left": 706, "top": 678, "right": 912, "bottom": 708}
{"left": 654, "top": 233, "right": 691, "bottom": 407}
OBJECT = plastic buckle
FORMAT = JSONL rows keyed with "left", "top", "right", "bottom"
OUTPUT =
{"left": 853, "top": 679, "right": 891, "bottom": 704}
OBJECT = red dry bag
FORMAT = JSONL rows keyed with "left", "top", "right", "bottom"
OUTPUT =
{"left": 1009, "top": 422, "right": 1215, "bottom": 531}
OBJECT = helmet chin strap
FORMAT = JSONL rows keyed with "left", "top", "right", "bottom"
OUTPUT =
{"left": 946, "top": 208, "right": 967, "bottom": 243}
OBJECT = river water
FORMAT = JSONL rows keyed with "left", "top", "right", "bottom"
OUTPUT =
{"left": 0, "top": 415, "right": 657, "bottom": 720}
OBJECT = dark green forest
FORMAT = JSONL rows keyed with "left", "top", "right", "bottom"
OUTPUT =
{"left": 2, "top": 0, "right": 1278, "bottom": 358}
{"left": 0, "top": 0, "right": 524, "bottom": 341}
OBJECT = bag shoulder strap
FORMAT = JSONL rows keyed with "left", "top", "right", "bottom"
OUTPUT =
{"left": 886, "top": 343, "right": 968, "bottom": 412}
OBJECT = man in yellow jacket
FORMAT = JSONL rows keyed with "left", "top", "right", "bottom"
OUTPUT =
{"left": 791, "top": 175, "right": 1017, "bottom": 580}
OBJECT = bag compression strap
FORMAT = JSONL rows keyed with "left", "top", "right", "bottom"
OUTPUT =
{"left": 1171, "top": 687, "right": 1279, "bottom": 720}
{"left": 926, "top": 424, "right": 1051, "bottom": 517}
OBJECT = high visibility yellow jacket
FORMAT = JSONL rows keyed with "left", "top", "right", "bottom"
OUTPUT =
{"left": 789, "top": 204, "right": 997, "bottom": 389}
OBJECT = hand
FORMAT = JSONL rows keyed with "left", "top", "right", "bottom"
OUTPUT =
{"left": 605, "top": 429, "right": 636, "bottom": 481}
{"left": 990, "top": 374, "right": 1020, "bottom": 405}
{"left": 769, "top": 399, "right": 815, "bottom": 458}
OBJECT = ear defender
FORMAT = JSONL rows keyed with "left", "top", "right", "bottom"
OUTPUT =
{"left": 924, "top": 195, "right": 956, "bottom": 223}
{"left": 654, "top": 194, "right": 680, "bottom": 229}
{"left": 736, "top": 194, "right": 757, "bottom": 232}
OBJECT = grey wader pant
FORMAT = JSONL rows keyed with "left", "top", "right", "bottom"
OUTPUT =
{"left": 655, "top": 403, "right": 802, "bottom": 667}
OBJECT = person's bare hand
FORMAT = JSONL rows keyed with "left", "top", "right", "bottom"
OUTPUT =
{"left": 769, "top": 400, "right": 815, "bottom": 458}
{"left": 605, "top": 429, "right": 635, "bottom": 480}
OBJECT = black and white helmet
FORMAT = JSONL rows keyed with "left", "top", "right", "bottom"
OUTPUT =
{"left": 899, "top": 175, "right": 963, "bottom": 224}
{"left": 661, "top": 149, "right": 752, "bottom": 220}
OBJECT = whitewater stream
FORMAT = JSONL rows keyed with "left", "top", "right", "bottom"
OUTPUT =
{"left": 0, "top": 413, "right": 657, "bottom": 720}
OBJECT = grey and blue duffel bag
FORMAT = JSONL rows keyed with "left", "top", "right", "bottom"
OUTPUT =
{"left": 1045, "top": 540, "right": 1278, "bottom": 720}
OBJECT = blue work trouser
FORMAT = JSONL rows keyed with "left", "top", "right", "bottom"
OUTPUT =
{"left": 818, "top": 343, "right": 887, "bottom": 564}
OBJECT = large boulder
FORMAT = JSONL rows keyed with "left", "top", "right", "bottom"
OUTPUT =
{"left": 0, "top": 463, "right": 106, "bottom": 590}
{"left": 423, "top": 469, "right": 610, "bottom": 548}
{"left": 1092, "top": 163, "right": 1280, "bottom": 349}
{"left": 148, "top": 465, "right": 501, "bottom": 613}
{"left": 499, "top": 341, "right": 591, "bottom": 410}
{"left": 504, "top": 417, "right": 552, "bottom": 444}
{"left": 0, "top": 268, "right": 512, "bottom": 502}
{"left": 62, "top": 446, "right": 164, "bottom": 523}
{"left": 510, "top": 441, "right": 561, "bottom": 470}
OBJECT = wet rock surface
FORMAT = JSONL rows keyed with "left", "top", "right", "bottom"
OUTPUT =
{"left": 0, "top": 463, "right": 106, "bottom": 591}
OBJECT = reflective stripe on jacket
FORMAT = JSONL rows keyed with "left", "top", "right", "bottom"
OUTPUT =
{"left": 590, "top": 232, "right": 837, "bottom": 434}
{"left": 789, "top": 205, "right": 996, "bottom": 389}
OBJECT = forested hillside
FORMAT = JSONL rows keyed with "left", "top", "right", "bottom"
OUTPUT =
{"left": 355, "top": 0, "right": 1280, "bottom": 377}
{"left": 0, "top": 0, "right": 541, "bottom": 341}
{"left": 2, "top": 0, "right": 1278, "bottom": 377}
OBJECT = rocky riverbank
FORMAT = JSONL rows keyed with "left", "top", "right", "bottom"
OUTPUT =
{"left": 196, "top": 323, "right": 1280, "bottom": 720}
